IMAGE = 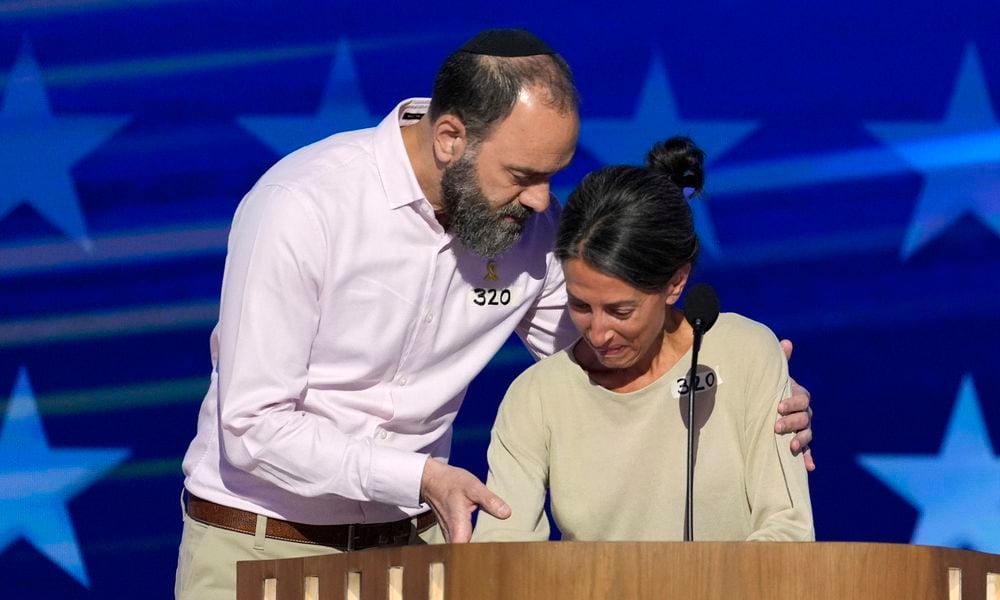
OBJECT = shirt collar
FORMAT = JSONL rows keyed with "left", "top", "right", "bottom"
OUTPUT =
{"left": 373, "top": 98, "right": 431, "bottom": 211}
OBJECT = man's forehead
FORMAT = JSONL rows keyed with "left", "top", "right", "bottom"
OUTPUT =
{"left": 484, "top": 100, "right": 577, "bottom": 149}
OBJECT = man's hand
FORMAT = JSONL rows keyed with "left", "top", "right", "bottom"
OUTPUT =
{"left": 420, "top": 458, "right": 511, "bottom": 543}
{"left": 776, "top": 340, "right": 815, "bottom": 472}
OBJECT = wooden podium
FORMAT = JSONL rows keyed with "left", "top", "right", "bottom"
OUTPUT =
{"left": 236, "top": 541, "right": 1000, "bottom": 600}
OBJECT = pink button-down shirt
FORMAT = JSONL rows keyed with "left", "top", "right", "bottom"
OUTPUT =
{"left": 182, "top": 99, "right": 576, "bottom": 525}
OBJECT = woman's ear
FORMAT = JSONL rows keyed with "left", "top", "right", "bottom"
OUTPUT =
{"left": 664, "top": 263, "right": 692, "bottom": 305}
{"left": 432, "top": 114, "right": 468, "bottom": 165}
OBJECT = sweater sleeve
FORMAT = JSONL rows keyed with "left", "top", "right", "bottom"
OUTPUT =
{"left": 473, "top": 368, "right": 552, "bottom": 542}
{"left": 741, "top": 325, "right": 815, "bottom": 541}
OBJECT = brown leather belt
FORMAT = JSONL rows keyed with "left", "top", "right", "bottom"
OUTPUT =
{"left": 184, "top": 491, "right": 436, "bottom": 551}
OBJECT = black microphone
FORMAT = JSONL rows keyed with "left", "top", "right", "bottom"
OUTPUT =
{"left": 682, "top": 283, "right": 720, "bottom": 541}
{"left": 685, "top": 283, "right": 720, "bottom": 335}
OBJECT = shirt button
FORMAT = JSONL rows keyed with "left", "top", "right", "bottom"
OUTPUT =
{"left": 379, "top": 430, "right": 388, "bottom": 439}
{"left": 425, "top": 313, "right": 434, "bottom": 323}
{"left": 398, "top": 376, "right": 408, "bottom": 386}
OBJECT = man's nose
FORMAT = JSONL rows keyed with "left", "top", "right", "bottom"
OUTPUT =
{"left": 518, "top": 181, "right": 551, "bottom": 213}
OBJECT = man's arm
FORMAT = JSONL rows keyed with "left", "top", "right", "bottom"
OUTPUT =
{"left": 514, "top": 206, "right": 579, "bottom": 359}
{"left": 215, "top": 184, "right": 425, "bottom": 508}
{"left": 775, "top": 340, "right": 815, "bottom": 472}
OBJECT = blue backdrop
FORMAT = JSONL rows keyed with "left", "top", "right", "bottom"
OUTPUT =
{"left": 1, "top": 1, "right": 998, "bottom": 597}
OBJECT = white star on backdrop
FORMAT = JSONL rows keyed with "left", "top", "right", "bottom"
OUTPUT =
{"left": 858, "top": 375, "right": 1000, "bottom": 553}
{"left": 866, "top": 44, "right": 1000, "bottom": 260}
{"left": 0, "top": 368, "right": 130, "bottom": 587}
{"left": 576, "top": 55, "right": 759, "bottom": 258}
{"left": 0, "top": 39, "right": 129, "bottom": 250}
{"left": 239, "top": 38, "right": 380, "bottom": 156}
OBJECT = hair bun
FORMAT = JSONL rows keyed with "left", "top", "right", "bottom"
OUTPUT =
{"left": 645, "top": 136, "right": 705, "bottom": 196}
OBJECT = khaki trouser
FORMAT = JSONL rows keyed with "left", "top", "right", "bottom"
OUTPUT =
{"left": 174, "top": 497, "right": 444, "bottom": 600}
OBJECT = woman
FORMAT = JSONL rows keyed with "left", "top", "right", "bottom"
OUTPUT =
{"left": 473, "top": 137, "right": 813, "bottom": 542}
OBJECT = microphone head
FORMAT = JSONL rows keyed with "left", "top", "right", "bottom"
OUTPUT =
{"left": 684, "top": 283, "right": 720, "bottom": 333}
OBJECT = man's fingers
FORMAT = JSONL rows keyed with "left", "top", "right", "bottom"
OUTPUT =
{"left": 434, "top": 510, "right": 452, "bottom": 542}
{"left": 419, "top": 460, "right": 509, "bottom": 543}
{"left": 775, "top": 410, "right": 811, "bottom": 435}
{"left": 444, "top": 517, "right": 473, "bottom": 544}
{"left": 427, "top": 497, "right": 471, "bottom": 544}
{"left": 471, "top": 488, "right": 511, "bottom": 520}
{"left": 434, "top": 512, "right": 471, "bottom": 544}
{"left": 803, "top": 447, "right": 816, "bottom": 472}
{"left": 779, "top": 339, "right": 794, "bottom": 361}
{"left": 774, "top": 343, "right": 816, "bottom": 472}
{"left": 778, "top": 383, "right": 810, "bottom": 415}
{"left": 792, "top": 427, "right": 813, "bottom": 450}
{"left": 437, "top": 487, "right": 501, "bottom": 544}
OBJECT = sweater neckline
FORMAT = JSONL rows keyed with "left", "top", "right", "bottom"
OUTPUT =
{"left": 563, "top": 339, "right": 695, "bottom": 400}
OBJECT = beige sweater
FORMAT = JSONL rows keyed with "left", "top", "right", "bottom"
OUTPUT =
{"left": 473, "top": 313, "right": 814, "bottom": 542}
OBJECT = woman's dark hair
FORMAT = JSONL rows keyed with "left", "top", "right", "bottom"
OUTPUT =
{"left": 555, "top": 136, "right": 705, "bottom": 292}
{"left": 428, "top": 51, "right": 578, "bottom": 142}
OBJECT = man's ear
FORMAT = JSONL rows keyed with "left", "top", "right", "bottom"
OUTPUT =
{"left": 665, "top": 263, "right": 692, "bottom": 305}
{"left": 432, "top": 114, "right": 468, "bottom": 165}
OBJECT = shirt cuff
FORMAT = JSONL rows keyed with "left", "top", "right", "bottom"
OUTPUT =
{"left": 368, "top": 446, "right": 428, "bottom": 509}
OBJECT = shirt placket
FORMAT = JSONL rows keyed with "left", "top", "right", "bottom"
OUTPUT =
{"left": 383, "top": 205, "right": 448, "bottom": 432}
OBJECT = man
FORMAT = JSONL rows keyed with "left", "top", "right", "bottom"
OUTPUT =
{"left": 175, "top": 29, "right": 813, "bottom": 599}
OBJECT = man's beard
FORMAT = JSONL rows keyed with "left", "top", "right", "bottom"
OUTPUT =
{"left": 440, "top": 153, "right": 534, "bottom": 259}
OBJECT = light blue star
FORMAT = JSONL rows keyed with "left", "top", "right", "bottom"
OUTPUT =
{"left": 0, "top": 39, "right": 129, "bottom": 250}
{"left": 239, "top": 38, "right": 380, "bottom": 156}
{"left": 578, "top": 55, "right": 759, "bottom": 258}
{"left": 0, "top": 367, "right": 130, "bottom": 587}
{"left": 866, "top": 44, "right": 1000, "bottom": 260}
{"left": 858, "top": 375, "right": 1000, "bottom": 553}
